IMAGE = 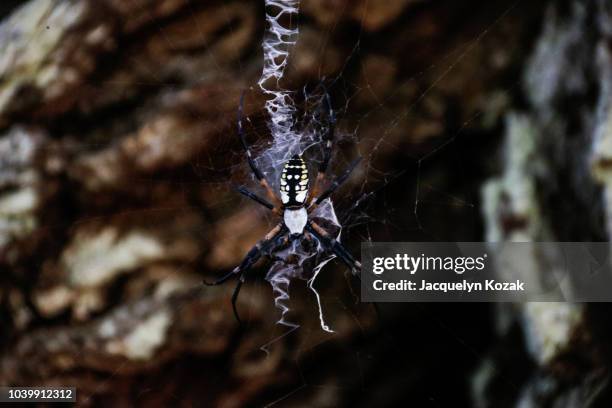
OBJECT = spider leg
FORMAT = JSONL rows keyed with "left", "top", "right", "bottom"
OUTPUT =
{"left": 308, "top": 87, "right": 335, "bottom": 204}
{"left": 238, "top": 92, "right": 282, "bottom": 208}
{"left": 204, "top": 224, "right": 287, "bottom": 323}
{"left": 230, "top": 232, "right": 290, "bottom": 323}
{"left": 305, "top": 221, "right": 362, "bottom": 274}
{"left": 236, "top": 185, "right": 281, "bottom": 215}
{"left": 231, "top": 276, "right": 244, "bottom": 324}
{"left": 310, "top": 157, "right": 362, "bottom": 208}
{"left": 202, "top": 269, "right": 236, "bottom": 286}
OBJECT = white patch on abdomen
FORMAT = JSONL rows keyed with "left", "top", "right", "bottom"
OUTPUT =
{"left": 295, "top": 190, "right": 307, "bottom": 203}
{"left": 284, "top": 207, "right": 308, "bottom": 235}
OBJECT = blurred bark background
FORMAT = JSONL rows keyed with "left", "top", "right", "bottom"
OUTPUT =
{"left": 1, "top": 0, "right": 612, "bottom": 406}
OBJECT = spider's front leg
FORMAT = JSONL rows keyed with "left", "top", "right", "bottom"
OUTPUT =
{"left": 306, "top": 221, "right": 362, "bottom": 274}
{"left": 204, "top": 223, "right": 288, "bottom": 323}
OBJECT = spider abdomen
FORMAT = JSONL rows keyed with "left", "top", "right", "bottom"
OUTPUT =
{"left": 280, "top": 155, "right": 309, "bottom": 207}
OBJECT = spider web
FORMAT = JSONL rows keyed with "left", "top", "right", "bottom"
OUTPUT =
{"left": 197, "top": 0, "right": 524, "bottom": 405}
{"left": 0, "top": 0, "right": 531, "bottom": 405}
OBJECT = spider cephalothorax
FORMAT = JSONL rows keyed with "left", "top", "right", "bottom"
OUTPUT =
{"left": 204, "top": 90, "right": 362, "bottom": 323}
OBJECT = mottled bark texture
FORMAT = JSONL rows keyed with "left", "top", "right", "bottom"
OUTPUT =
{"left": 3, "top": 0, "right": 608, "bottom": 407}
{"left": 478, "top": 1, "right": 612, "bottom": 407}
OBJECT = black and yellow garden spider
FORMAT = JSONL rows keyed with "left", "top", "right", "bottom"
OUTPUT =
{"left": 204, "top": 89, "right": 362, "bottom": 323}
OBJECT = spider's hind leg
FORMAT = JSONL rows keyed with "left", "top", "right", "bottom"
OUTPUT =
{"left": 310, "top": 157, "right": 362, "bottom": 208}
{"left": 308, "top": 86, "right": 336, "bottom": 204}
{"left": 237, "top": 92, "right": 282, "bottom": 208}
{"left": 236, "top": 185, "right": 282, "bottom": 215}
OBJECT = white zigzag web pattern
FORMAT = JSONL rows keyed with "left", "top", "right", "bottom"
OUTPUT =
{"left": 258, "top": 0, "right": 299, "bottom": 144}
{"left": 255, "top": 0, "right": 340, "bottom": 336}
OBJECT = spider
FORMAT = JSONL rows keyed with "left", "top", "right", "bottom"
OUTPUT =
{"left": 204, "top": 89, "right": 362, "bottom": 323}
